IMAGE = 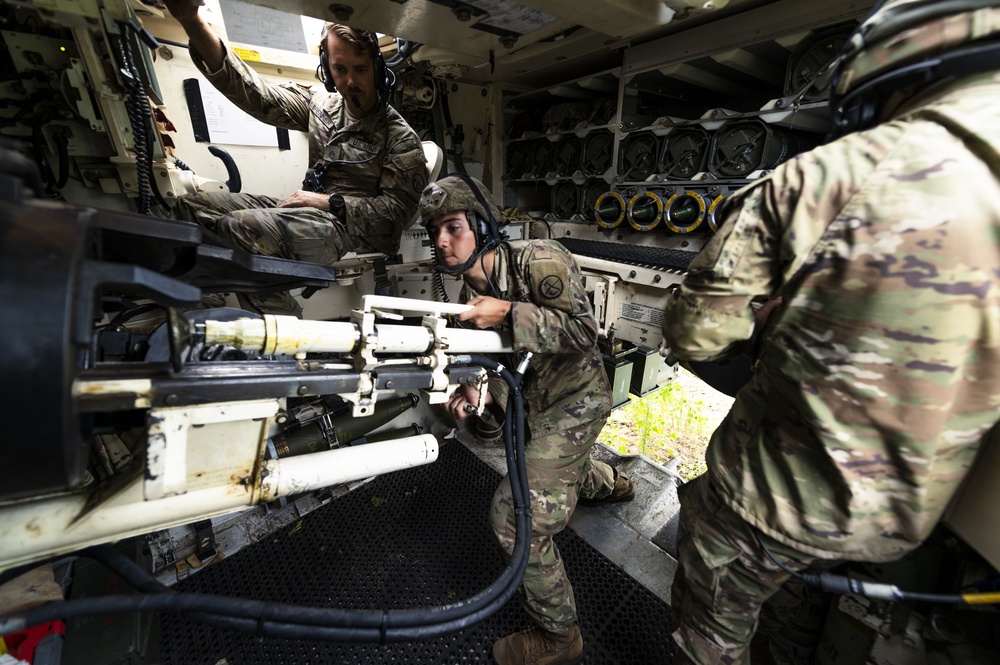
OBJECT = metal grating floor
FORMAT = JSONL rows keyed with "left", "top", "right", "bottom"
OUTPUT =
{"left": 160, "top": 442, "right": 677, "bottom": 664}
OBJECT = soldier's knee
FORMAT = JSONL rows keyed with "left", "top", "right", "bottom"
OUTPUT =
{"left": 211, "top": 214, "right": 257, "bottom": 251}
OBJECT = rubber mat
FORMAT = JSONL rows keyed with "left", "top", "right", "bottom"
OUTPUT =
{"left": 554, "top": 237, "right": 696, "bottom": 272}
{"left": 160, "top": 442, "right": 677, "bottom": 664}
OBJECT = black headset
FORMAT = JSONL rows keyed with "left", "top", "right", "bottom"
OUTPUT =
{"left": 827, "top": 0, "right": 1000, "bottom": 140}
{"left": 828, "top": 40, "right": 1000, "bottom": 140}
{"left": 434, "top": 172, "right": 509, "bottom": 277}
{"left": 317, "top": 29, "right": 395, "bottom": 97}
{"left": 454, "top": 172, "right": 506, "bottom": 247}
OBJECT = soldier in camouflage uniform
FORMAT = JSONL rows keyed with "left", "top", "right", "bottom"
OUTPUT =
{"left": 660, "top": 2, "right": 1000, "bottom": 663}
{"left": 163, "top": 1, "right": 425, "bottom": 315}
{"left": 420, "top": 174, "right": 635, "bottom": 665}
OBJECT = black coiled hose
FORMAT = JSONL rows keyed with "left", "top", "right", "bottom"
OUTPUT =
{"left": 115, "top": 29, "right": 152, "bottom": 214}
{"left": 0, "top": 357, "right": 532, "bottom": 643}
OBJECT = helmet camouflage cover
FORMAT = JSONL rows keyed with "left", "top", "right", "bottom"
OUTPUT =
{"left": 419, "top": 174, "right": 505, "bottom": 232}
{"left": 834, "top": 0, "right": 1000, "bottom": 97}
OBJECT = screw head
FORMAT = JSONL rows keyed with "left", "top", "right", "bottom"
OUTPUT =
{"left": 328, "top": 3, "right": 354, "bottom": 22}
{"left": 453, "top": 6, "right": 472, "bottom": 21}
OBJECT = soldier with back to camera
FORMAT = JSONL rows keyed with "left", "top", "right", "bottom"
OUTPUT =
{"left": 661, "top": 1, "right": 1000, "bottom": 663}
{"left": 420, "top": 174, "right": 635, "bottom": 665}
{"left": 163, "top": 0, "right": 425, "bottom": 315}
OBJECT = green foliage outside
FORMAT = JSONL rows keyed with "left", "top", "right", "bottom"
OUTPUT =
{"left": 599, "top": 378, "right": 723, "bottom": 480}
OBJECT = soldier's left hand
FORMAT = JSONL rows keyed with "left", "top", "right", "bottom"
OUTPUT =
{"left": 458, "top": 296, "right": 511, "bottom": 329}
{"left": 278, "top": 190, "right": 329, "bottom": 209}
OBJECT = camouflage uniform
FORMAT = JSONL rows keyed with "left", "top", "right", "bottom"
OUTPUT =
{"left": 662, "top": 66, "right": 1000, "bottom": 664}
{"left": 172, "top": 42, "right": 425, "bottom": 311}
{"left": 464, "top": 240, "right": 616, "bottom": 634}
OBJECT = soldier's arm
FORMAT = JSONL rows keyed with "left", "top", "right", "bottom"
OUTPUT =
{"left": 189, "top": 42, "right": 311, "bottom": 132}
{"left": 341, "top": 137, "right": 425, "bottom": 239}
{"left": 164, "top": 0, "right": 225, "bottom": 70}
{"left": 661, "top": 179, "right": 783, "bottom": 362}
{"left": 661, "top": 138, "right": 875, "bottom": 362}
{"left": 511, "top": 244, "right": 598, "bottom": 354}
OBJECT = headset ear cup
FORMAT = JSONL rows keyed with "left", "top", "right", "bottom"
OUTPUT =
{"left": 319, "top": 46, "right": 336, "bottom": 93}
{"left": 368, "top": 31, "right": 390, "bottom": 95}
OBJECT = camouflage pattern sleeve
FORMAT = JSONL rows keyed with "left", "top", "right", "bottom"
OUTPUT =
{"left": 509, "top": 241, "right": 599, "bottom": 354}
{"left": 661, "top": 129, "right": 884, "bottom": 362}
{"left": 189, "top": 42, "right": 310, "bottom": 132}
{"left": 671, "top": 75, "right": 1000, "bottom": 560}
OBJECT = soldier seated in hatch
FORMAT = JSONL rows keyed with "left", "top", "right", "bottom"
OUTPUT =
{"left": 164, "top": 0, "right": 425, "bottom": 315}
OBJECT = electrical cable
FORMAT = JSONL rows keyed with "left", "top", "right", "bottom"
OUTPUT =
{"left": 431, "top": 81, "right": 448, "bottom": 174}
{"left": 385, "top": 38, "right": 421, "bottom": 69}
{"left": 753, "top": 528, "right": 1000, "bottom": 605}
{"left": 0, "top": 358, "right": 534, "bottom": 642}
{"left": 114, "top": 28, "right": 151, "bottom": 214}
{"left": 101, "top": 302, "right": 164, "bottom": 331}
{"left": 429, "top": 246, "right": 451, "bottom": 303}
{"left": 480, "top": 248, "right": 500, "bottom": 299}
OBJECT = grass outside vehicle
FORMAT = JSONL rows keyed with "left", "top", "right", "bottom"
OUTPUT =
{"left": 599, "top": 369, "right": 733, "bottom": 480}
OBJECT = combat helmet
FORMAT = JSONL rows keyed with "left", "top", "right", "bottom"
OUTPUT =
{"left": 419, "top": 173, "right": 509, "bottom": 275}
{"left": 828, "top": 0, "right": 1000, "bottom": 139}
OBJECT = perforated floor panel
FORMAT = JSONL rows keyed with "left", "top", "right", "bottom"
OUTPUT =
{"left": 554, "top": 238, "right": 697, "bottom": 272}
{"left": 160, "top": 442, "right": 677, "bottom": 664}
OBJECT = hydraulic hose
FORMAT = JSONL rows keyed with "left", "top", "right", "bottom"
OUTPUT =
{"left": 0, "top": 358, "right": 533, "bottom": 643}
{"left": 753, "top": 529, "right": 1000, "bottom": 606}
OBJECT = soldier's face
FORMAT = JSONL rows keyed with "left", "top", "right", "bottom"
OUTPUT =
{"left": 427, "top": 212, "right": 477, "bottom": 269}
{"left": 327, "top": 34, "right": 378, "bottom": 114}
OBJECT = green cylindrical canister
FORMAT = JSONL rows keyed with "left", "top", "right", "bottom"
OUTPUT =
{"left": 361, "top": 423, "right": 423, "bottom": 444}
{"left": 272, "top": 394, "right": 419, "bottom": 457}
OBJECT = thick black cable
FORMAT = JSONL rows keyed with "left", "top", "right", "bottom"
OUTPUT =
{"left": 753, "top": 528, "right": 966, "bottom": 605}
{"left": 115, "top": 28, "right": 151, "bottom": 214}
{"left": 0, "top": 359, "right": 532, "bottom": 642}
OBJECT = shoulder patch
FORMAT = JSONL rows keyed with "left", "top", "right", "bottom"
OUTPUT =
{"left": 412, "top": 172, "right": 426, "bottom": 193}
{"left": 529, "top": 259, "right": 573, "bottom": 312}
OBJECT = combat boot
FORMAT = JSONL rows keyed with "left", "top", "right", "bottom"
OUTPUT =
{"left": 492, "top": 623, "right": 584, "bottom": 665}
{"left": 578, "top": 469, "right": 635, "bottom": 506}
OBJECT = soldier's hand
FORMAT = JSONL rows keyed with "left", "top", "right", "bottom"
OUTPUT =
{"left": 163, "top": 0, "right": 201, "bottom": 23}
{"left": 750, "top": 296, "right": 783, "bottom": 346}
{"left": 444, "top": 384, "right": 491, "bottom": 423}
{"left": 278, "top": 190, "right": 330, "bottom": 210}
{"left": 457, "top": 296, "right": 511, "bottom": 329}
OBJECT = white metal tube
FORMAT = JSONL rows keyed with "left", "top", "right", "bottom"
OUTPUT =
{"left": 369, "top": 324, "right": 435, "bottom": 353}
{"left": 260, "top": 435, "right": 439, "bottom": 500}
{"left": 0, "top": 435, "right": 441, "bottom": 573}
{"left": 204, "top": 316, "right": 360, "bottom": 354}
{"left": 438, "top": 327, "right": 513, "bottom": 354}
{"left": 204, "top": 317, "right": 512, "bottom": 355}
{"left": 0, "top": 480, "right": 261, "bottom": 573}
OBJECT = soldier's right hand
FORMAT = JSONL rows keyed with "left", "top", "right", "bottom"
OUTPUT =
{"left": 162, "top": 0, "right": 202, "bottom": 23}
{"left": 445, "top": 384, "right": 491, "bottom": 423}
